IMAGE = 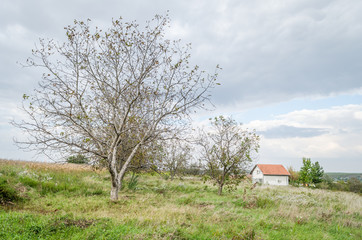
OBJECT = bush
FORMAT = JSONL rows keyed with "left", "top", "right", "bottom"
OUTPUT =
{"left": 127, "top": 172, "right": 139, "bottom": 191}
{"left": 20, "top": 176, "right": 39, "bottom": 188}
{"left": 0, "top": 177, "right": 22, "bottom": 204}
{"left": 256, "top": 197, "right": 275, "bottom": 209}
{"left": 66, "top": 155, "right": 89, "bottom": 164}
{"left": 315, "top": 174, "right": 362, "bottom": 194}
{"left": 183, "top": 163, "right": 204, "bottom": 176}
{"left": 347, "top": 178, "right": 362, "bottom": 194}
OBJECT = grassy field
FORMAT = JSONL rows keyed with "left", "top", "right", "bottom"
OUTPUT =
{"left": 0, "top": 160, "right": 361, "bottom": 239}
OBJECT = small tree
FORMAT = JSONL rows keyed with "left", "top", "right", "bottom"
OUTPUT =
{"left": 13, "top": 15, "right": 218, "bottom": 201}
{"left": 198, "top": 116, "right": 259, "bottom": 195}
{"left": 160, "top": 140, "right": 191, "bottom": 180}
{"left": 299, "top": 158, "right": 324, "bottom": 186}
{"left": 299, "top": 158, "right": 312, "bottom": 186}
{"left": 311, "top": 161, "right": 324, "bottom": 184}
{"left": 287, "top": 166, "right": 299, "bottom": 185}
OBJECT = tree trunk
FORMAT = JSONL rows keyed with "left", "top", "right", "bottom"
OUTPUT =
{"left": 170, "top": 171, "right": 175, "bottom": 181}
{"left": 110, "top": 184, "right": 119, "bottom": 201}
{"left": 218, "top": 183, "right": 224, "bottom": 195}
{"left": 110, "top": 173, "right": 121, "bottom": 201}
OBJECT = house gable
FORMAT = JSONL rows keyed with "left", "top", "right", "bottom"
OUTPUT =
{"left": 251, "top": 165, "right": 264, "bottom": 178}
{"left": 250, "top": 164, "right": 290, "bottom": 186}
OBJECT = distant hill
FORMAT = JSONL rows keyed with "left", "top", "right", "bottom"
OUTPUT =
{"left": 325, "top": 172, "right": 362, "bottom": 181}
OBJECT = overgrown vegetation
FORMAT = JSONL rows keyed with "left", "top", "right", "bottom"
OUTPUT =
{"left": 0, "top": 177, "right": 23, "bottom": 205}
{"left": 198, "top": 116, "right": 260, "bottom": 195}
{"left": 66, "top": 155, "right": 89, "bottom": 164}
{"left": 0, "top": 159, "right": 361, "bottom": 239}
{"left": 317, "top": 175, "right": 362, "bottom": 194}
{"left": 289, "top": 158, "right": 362, "bottom": 194}
{"left": 299, "top": 157, "right": 324, "bottom": 186}
{"left": 14, "top": 14, "right": 219, "bottom": 201}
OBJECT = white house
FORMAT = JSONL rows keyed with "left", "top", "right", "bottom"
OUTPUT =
{"left": 250, "top": 164, "right": 290, "bottom": 186}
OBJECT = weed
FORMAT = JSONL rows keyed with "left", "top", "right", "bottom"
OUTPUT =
{"left": 127, "top": 172, "right": 139, "bottom": 191}
{"left": 0, "top": 159, "right": 361, "bottom": 239}
{"left": 19, "top": 176, "right": 39, "bottom": 188}
{"left": 256, "top": 197, "right": 275, "bottom": 209}
{"left": 52, "top": 216, "right": 95, "bottom": 229}
{"left": 177, "top": 196, "right": 194, "bottom": 205}
{"left": 232, "top": 228, "right": 257, "bottom": 240}
{"left": 0, "top": 177, "right": 22, "bottom": 205}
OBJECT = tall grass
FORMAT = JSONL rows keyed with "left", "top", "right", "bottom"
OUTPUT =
{"left": 0, "top": 159, "right": 361, "bottom": 239}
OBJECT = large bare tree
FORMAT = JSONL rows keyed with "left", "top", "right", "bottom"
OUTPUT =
{"left": 13, "top": 15, "right": 218, "bottom": 200}
{"left": 198, "top": 116, "right": 259, "bottom": 195}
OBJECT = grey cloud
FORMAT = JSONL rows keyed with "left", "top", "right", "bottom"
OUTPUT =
{"left": 2, "top": 0, "right": 362, "bottom": 108}
{"left": 259, "top": 125, "right": 329, "bottom": 138}
{"left": 180, "top": 0, "right": 362, "bottom": 107}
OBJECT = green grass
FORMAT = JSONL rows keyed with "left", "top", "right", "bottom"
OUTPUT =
{"left": 0, "top": 160, "right": 361, "bottom": 239}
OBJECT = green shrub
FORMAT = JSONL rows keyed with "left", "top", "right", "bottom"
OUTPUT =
{"left": 127, "top": 172, "right": 139, "bottom": 191}
{"left": 40, "top": 182, "right": 59, "bottom": 195}
{"left": 177, "top": 196, "right": 194, "bottom": 205}
{"left": 256, "top": 197, "right": 275, "bottom": 209}
{"left": 20, "top": 176, "right": 39, "bottom": 188}
{"left": 347, "top": 178, "right": 362, "bottom": 194}
{"left": 66, "top": 155, "right": 89, "bottom": 164}
{"left": 0, "top": 177, "right": 22, "bottom": 204}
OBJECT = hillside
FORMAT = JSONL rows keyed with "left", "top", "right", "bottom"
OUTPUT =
{"left": 0, "top": 160, "right": 361, "bottom": 239}
{"left": 325, "top": 172, "right": 362, "bottom": 181}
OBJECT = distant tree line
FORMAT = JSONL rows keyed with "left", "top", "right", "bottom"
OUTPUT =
{"left": 288, "top": 158, "right": 361, "bottom": 194}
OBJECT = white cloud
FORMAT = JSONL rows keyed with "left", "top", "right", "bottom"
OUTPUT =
{"left": 1, "top": 0, "right": 362, "bottom": 171}
{"left": 244, "top": 104, "right": 362, "bottom": 172}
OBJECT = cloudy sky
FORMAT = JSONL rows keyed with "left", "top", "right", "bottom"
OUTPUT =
{"left": 1, "top": 0, "right": 361, "bottom": 172}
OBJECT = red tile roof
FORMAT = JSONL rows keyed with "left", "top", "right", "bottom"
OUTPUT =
{"left": 253, "top": 164, "right": 290, "bottom": 176}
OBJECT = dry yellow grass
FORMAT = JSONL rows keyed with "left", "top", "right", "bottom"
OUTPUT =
{"left": 1, "top": 159, "right": 361, "bottom": 239}
{"left": 0, "top": 159, "right": 94, "bottom": 172}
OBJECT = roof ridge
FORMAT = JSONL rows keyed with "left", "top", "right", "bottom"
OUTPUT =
{"left": 252, "top": 164, "right": 290, "bottom": 176}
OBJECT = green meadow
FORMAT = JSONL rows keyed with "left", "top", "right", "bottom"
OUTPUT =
{"left": 0, "top": 160, "right": 361, "bottom": 239}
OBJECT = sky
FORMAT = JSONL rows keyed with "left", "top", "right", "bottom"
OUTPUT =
{"left": 0, "top": 0, "right": 361, "bottom": 172}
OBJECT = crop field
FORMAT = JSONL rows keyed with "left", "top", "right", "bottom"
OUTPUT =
{"left": 0, "top": 159, "right": 361, "bottom": 239}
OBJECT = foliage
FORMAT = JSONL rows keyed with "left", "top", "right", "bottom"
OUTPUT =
{"left": 198, "top": 116, "right": 260, "bottom": 195}
{"left": 183, "top": 162, "right": 204, "bottom": 176}
{"left": 311, "top": 161, "right": 324, "bottom": 184}
{"left": 66, "top": 155, "right": 89, "bottom": 164}
{"left": 127, "top": 172, "right": 139, "bottom": 191}
{"left": 299, "top": 158, "right": 324, "bottom": 186}
{"left": 155, "top": 140, "right": 191, "bottom": 180}
{"left": 317, "top": 176, "right": 362, "bottom": 194}
{"left": 347, "top": 177, "right": 362, "bottom": 194}
{"left": 0, "top": 177, "right": 22, "bottom": 205}
{"left": 0, "top": 160, "right": 361, "bottom": 239}
{"left": 287, "top": 166, "right": 300, "bottom": 185}
{"left": 14, "top": 14, "right": 218, "bottom": 200}
{"left": 299, "top": 158, "right": 312, "bottom": 185}
{"left": 325, "top": 172, "right": 362, "bottom": 182}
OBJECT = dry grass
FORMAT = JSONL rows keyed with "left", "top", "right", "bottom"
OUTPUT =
{"left": 1, "top": 159, "right": 361, "bottom": 239}
{"left": 0, "top": 159, "right": 94, "bottom": 172}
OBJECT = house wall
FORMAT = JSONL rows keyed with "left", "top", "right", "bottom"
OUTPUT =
{"left": 263, "top": 175, "right": 289, "bottom": 186}
{"left": 251, "top": 166, "right": 264, "bottom": 183}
